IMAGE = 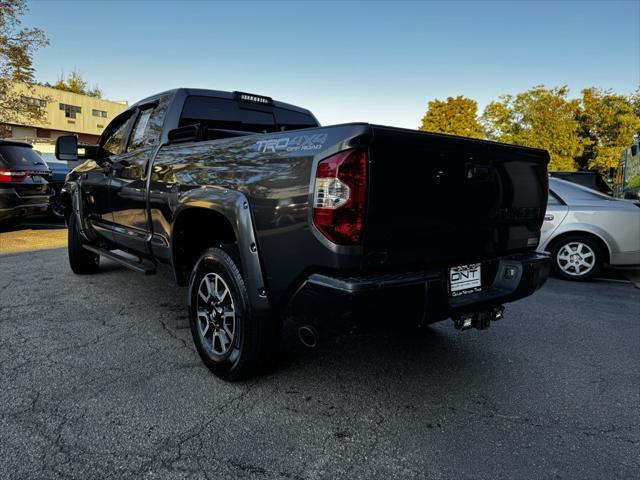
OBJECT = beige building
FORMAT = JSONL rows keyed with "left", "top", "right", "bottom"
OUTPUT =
{"left": 1, "top": 82, "right": 128, "bottom": 154}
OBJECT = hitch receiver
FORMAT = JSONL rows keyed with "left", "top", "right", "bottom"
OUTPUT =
{"left": 453, "top": 306, "right": 505, "bottom": 331}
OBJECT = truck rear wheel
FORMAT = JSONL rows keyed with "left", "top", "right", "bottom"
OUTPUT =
{"left": 188, "top": 246, "right": 279, "bottom": 381}
{"left": 68, "top": 213, "right": 100, "bottom": 274}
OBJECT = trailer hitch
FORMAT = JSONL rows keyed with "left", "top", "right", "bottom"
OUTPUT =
{"left": 453, "top": 306, "right": 505, "bottom": 331}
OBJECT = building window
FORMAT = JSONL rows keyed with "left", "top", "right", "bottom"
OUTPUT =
{"left": 92, "top": 109, "right": 107, "bottom": 118}
{"left": 21, "top": 96, "right": 46, "bottom": 107}
{"left": 59, "top": 103, "right": 82, "bottom": 119}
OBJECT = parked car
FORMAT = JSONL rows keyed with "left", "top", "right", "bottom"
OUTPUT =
{"left": 55, "top": 88, "right": 551, "bottom": 380}
{"left": 549, "top": 171, "right": 613, "bottom": 196}
{"left": 540, "top": 178, "right": 640, "bottom": 280}
{"left": 38, "top": 152, "right": 81, "bottom": 220}
{"left": 0, "top": 140, "right": 53, "bottom": 224}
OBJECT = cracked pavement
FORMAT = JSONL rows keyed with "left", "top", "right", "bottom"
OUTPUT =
{"left": 0, "top": 246, "right": 638, "bottom": 479}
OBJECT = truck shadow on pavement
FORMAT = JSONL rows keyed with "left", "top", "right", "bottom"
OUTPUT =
{"left": 97, "top": 258, "right": 501, "bottom": 390}
{"left": 54, "top": 256, "right": 636, "bottom": 387}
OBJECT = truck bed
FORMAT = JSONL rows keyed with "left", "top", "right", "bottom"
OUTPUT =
{"left": 149, "top": 122, "right": 548, "bottom": 306}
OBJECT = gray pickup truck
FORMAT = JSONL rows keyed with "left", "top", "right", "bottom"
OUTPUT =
{"left": 56, "top": 89, "right": 551, "bottom": 380}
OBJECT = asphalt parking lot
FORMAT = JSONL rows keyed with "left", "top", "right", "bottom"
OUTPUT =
{"left": 0, "top": 223, "right": 639, "bottom": 479}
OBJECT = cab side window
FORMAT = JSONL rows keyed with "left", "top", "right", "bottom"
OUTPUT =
{"left": 101, "top": 113, "right": 134, "bottom": 157}
{"left": 128, "top": 109, "right": 153, "bottom": 151}
{"left": 127, "top": 94, "right": 171, "bottom": 152}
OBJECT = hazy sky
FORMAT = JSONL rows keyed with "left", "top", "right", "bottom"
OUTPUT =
{"left": 24, "top": 0, "right": 640, "bottom": 128}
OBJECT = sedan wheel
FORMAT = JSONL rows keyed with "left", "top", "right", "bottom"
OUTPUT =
{"left": 551, "top": 235, "right": 603, "bottom": 281}
{"left": 557, "top": 242, "right": 595, "bottom": 276}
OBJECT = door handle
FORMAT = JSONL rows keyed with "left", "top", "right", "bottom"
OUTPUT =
{"left": 544, "top": 214, "right": 554, "bottom": 221}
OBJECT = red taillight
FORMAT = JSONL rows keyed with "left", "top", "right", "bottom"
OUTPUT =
{"left": 313, "top": 149, "right": 367, "bottom": 245}
{"left": 0, "top": 169, "right": 28, "bottom": 183}
{"left": 0, "top": 169, "right": 50, "bottom": 183}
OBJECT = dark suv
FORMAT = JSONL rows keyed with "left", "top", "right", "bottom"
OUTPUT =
{"left": 549, "top": 171, "right": 613, "bottom": 196}
{"left": 0, "top": 140, "right": 53, "bottom": 223}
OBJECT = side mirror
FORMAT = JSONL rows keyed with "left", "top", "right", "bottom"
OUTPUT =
{"left": 55, "top": 135, "right": 78, "bottom": 161}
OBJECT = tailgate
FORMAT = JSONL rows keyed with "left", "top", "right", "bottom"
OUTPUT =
{"left": 363, "top": 126, "right": 549, "bottom": 267}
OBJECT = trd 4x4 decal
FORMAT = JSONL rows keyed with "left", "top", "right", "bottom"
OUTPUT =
{"left": 255, "top": 134, "right": 328, "bottom": 153}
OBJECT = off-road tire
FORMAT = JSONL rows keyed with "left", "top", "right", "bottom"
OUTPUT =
{"left": 189, "top": 245, "right": 280, "bottom": 381}
{"left": 68, "top": 213, "right": 100, "bottom": 274}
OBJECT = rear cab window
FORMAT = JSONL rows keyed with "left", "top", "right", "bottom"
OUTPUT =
{"left": 273, "top": 108, "right": 319, "bottom": 131}
{"left": 179, "top": 95, "right": 318, "bottom": 133}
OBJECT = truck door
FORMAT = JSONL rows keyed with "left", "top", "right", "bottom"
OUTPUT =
{"left": 83, "top": 110, "right": 136, "bottom": 243}
{"left": 108, "top": 95, "right": 171, "bottom": 257}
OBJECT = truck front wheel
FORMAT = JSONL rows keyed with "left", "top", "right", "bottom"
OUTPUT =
{"left": 188, "top": 246, "right": 279, "bottom": 381}
{"left": 68, "top": 213, "right": 100, "bottom": 274}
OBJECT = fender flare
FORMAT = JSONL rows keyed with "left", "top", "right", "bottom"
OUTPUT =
{"left": 173, "top": 187, "right": 271, "bottom": 314}
{"left": 65, "top": 182, "right": 97, "bottom": 243}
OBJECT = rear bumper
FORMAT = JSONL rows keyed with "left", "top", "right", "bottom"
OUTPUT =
{"left": 286, "top": 252, "right": 551, "bottom": 334}
{"left": 0, "top": 187, "right": 52, "bottom": 222}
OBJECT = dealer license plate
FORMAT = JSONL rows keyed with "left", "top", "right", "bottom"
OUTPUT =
{"left": 449, "top": 263, "right": 481, "bottom": 295}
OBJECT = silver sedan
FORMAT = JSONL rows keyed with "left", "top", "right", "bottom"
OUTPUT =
{"left": 539, "top": 178, "right": 640, "bottom": 280}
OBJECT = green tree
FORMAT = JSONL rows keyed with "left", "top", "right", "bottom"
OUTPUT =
{"left": 481, "top": 100, "right": 513, "bottom": 141}
{"left": 0, "top": 0, "right": 49, "bottom": 131}
{"left": 481, "top": 86, "right": 585, "bottom": 171}
{"left": 576, "top": 87, "right": 640, "bottom": 173}
{"left": 53, "top": 69, "right": 102, "bottom": 98}
{"left": 419, "top": 95, "right": 484, "bottom": 138}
